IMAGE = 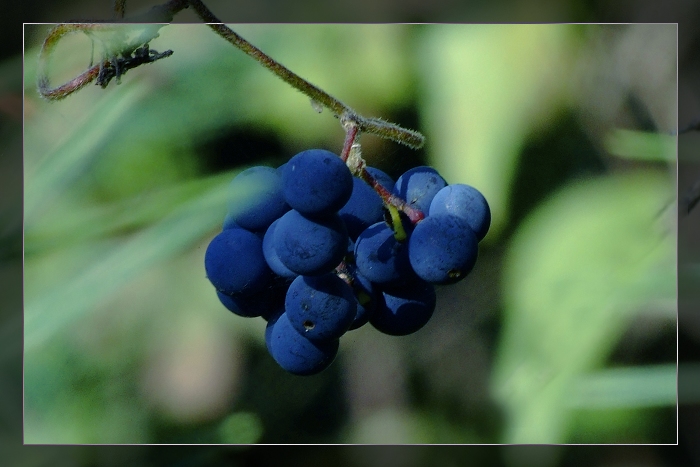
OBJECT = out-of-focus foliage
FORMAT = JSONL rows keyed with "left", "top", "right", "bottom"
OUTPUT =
{"left": 22, "top": 23, "right": 676, "bottom": 450}
{"left": 494, "top": 170, "right": 675, "bottom": 443}
{"left": 418, "top": 24, "right": 578, "bottom": 241}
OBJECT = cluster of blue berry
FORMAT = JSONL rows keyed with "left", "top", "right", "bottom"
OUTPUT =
{"left": 204, "top": 149, "right": 490, "bottom": 375}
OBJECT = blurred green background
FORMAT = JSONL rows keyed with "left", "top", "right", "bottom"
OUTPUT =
{"left": 17, "top": 19, "right": 678, "bottom": 459}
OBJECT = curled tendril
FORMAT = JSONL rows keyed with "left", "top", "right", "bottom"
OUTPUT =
{"left": 37, "top": 23, "right": 104, "bottom": 100}
{"left": 37, "top": 28, "right": 173, "bottom": 100}
{"left": 36, "top": 2, "right": 183, "bottom": 101}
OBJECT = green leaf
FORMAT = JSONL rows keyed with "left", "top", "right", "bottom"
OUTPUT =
{"left": 417, "top": 24, "right": 580, "bottom": 241}
{"left": 24, "top": 81, "right": 150, "bottom": 223}
{"left": 217, "top": 412, "right": 264, "bottom": 444}
{"left": 24, "top": 173, "right": 260, "bottom": 352}
{"left": 604, "top": 129, "right": 676, "bottom": 162}
{"left": 492, "top": 170, "right": 675, "bottom": 443}
{"left": 569, "top": 364, "right": 676, "bottom": 409}
{"left": 24, "top": 171, "right": 233, "bottom": 254}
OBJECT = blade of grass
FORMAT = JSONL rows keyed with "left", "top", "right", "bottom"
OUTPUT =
{"left": 24, "top": 170, "right": 237, "bottom": 254}
{"left": 568, "top": 364, "right": 676, "bottom": 409}
{"left": 24, "top": 175, "right": 259, "bottom": 352}
{"left": 24, "top": 82, "right": 149, "bottom": 223}
{"left": 605, "top": 129, "right": 676, "bottom": 162}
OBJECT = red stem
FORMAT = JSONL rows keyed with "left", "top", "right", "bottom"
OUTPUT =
{"left": 357, "top": 166, "right": 425, "bottom": 224}
{"left": 339, "top": 124, "right": 424, "bottom": 224}
{"left": 340, "top": 125, "right": 359, "bottom": 163}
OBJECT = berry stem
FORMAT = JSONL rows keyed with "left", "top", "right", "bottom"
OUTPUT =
{"left": 334, "top": 261, "right": 353, "bottom": 286}
{"left": 185, "top": 0, "right": 426, "bottom": 149}
{"left": 188, "top": 0, "right": 424, "bottom": 148}
{"left": 340, "top": 123, "right": 359, "bottom": 164}
{"left": 357, "top": 167, "right": 425, "bottom": 224}
{"left": 340, "top": 122, "right": 424, "bottom": 225}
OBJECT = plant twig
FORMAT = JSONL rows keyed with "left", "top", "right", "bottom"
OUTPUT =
{"left": 358, "top": 166, "right": 425, "bottom": 224}
{"left": 338, "top": 121, "right": 424, "bottom": 224}
{"left": 186, "top": 0, "right": 424, "bottom": 149}
{"left": 38, "top": 0, "right": 424, "bottom": 149}
{"left": 340, "top": 123, "right": 360, "bottom": 164}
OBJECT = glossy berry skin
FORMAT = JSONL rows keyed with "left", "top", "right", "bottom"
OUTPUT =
{"left": 226, "top": 166, "right": 290, "bottom": 232}
{"left": 281, "top": 149, "right": 353, "bottom": 217}
{"left": 370, "top": 281, "right": 437, "bottom": 336}
{"left": 204, "top": 227, "right": 271, "bottom": 296}
{"left": 354, "top": 221, "right": 416, "bottom": 285}
{"left": 393, "top": 166, "right": 448, "bottom": 215}
{"left": 408, "top": 214, "right": 478, "bottom": 284}
{"left": 285, "top": 273, "right": 356, "bottom": 341}
{"left": 262, "top": 218, "right": 298, "bottom": 279}
{"left": 429, "top": 184, "right": 491, "bottom": 241}
{"left": 265, "top": 311, "right": 339, "bottom": 376}
{"left": 338, "top": 167, "right": 394, "bottom": 240}
{"left": 273, "top": 210, "right": 348, "bottom": 276}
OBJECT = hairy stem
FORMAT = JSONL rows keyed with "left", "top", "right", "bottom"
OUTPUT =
{"left": 38, "top": 0, "right": 425, "bottom": 149}
{"left": 186, "top": 0, "right": 424, "bottom": 149}
{"left": 187, "top": 0, "right": 349, "bottom": 118}
{"left": 340, "top": 124, "right": 360, "bottom": 163}
{"left": 358, "top": 167, "right": 425, "bottom": 224}
{"left": 338, "top": 118, "right": 424, "bottom": 224}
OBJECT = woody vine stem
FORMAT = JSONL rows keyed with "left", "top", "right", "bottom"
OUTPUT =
{"left": 36, "top": 0, "right": 427, "bottom": 224}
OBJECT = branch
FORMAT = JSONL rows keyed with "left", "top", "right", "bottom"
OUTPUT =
{"left": 36, "top": 0, "right": 425, "bottom": 149}
{"left": 186, "top": 0, "right": 424, "bottom": 149}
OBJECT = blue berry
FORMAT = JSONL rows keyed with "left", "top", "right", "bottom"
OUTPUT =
{"left": 262, "top": 218, "right": 298, "bottom": 279}
{"left": 216, "top": 277, "right": 290, "bottom": 318}
{"left": 264, "top": 308, "right": 285, "bottom": 354}
{"left": 204, "top": 227, "right": 272, "bottom": 296}
{"left": 217, "top": 290, "right": 263, "bottom": 318}
{"left": 354, "top": 221, "right": 416, "bottom": 285}
{"left": 281, "top": 149, "right": 353, "bottom": 217}
{"left": 226, "top": 166, "right": 290, "bottom": 232}
{"left": 222, "top": 212, "right": 238, "bottom": 230}
{"left": 338, "top": 167, "right": 394, "bottom": 240}
{"left": 429, "top": 184, "right": 491, "bottom": 241}
{"left": 285, "top": 273, "right": 356, "bottom": 341}
{"left": 222, "top": 215, "right": 265, "bottom": 238}
{"left": 217, "top": 291, "right": 270, "bottom": 318}
{"left": 408, "top": 214, "right": 478, "bottom": 284}
{"left": 393, "top": 166, "right": 447, "bottom": 215}
{"left": 265, "top": 311, "right": 339, "bottom": 376}
{"left": 207, "top": 154, "right": 492, "bottom": 376}
{"left": 273, "top": 209, "right": 348, "bottom": 276}
{"left": 370, "top": 281, "right": 436, "bottom": 336}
